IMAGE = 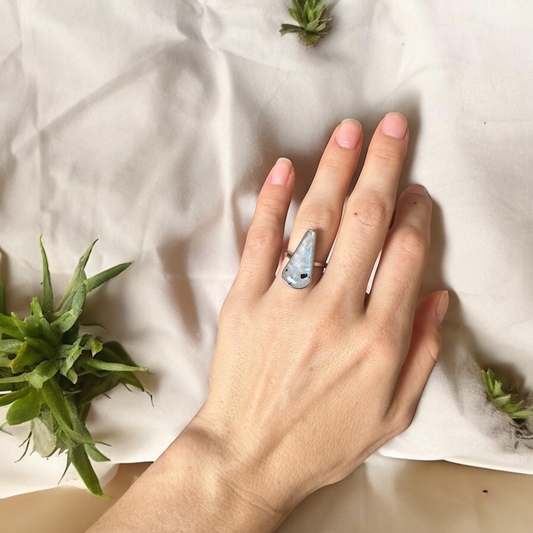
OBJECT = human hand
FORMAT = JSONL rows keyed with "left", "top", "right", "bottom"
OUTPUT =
{"left": 189, "top": 113, "right": 449, "bottom": 518}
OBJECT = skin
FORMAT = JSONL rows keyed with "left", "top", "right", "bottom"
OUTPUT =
{"left": 88, "top": 112, "right": 448, "bottom": 532}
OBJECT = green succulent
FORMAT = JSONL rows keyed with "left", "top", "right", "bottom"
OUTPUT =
{"left": 481, "top": 368, "right": 533, "bottom": 420}
{"left": 280, "top": 0, "right": 333, "bottom": 47}
{"left": 0, "top": 237, "right": 150, "bottom": 497}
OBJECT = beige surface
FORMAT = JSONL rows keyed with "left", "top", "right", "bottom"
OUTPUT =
{"left": 3, "top": 456, "right": 533, "bottom": 533}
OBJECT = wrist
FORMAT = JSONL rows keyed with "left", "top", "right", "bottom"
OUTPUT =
{"left": 169, "top": 418, "right": 292, "bottom": 532}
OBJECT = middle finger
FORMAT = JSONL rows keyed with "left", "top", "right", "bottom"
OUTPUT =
{"left": 320, "top": 113, "right": 410, "bottom": 308}
{"left": 275, "top": 118, "right": 363, "bottom": 291}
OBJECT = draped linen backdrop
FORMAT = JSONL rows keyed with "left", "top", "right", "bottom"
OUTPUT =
{"left": 0, "top": 0, "right": 532, "bottom": 497}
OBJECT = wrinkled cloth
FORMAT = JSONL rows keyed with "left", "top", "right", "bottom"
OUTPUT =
{"left": 1, "top": 0, "right": 533, "bottom": 498}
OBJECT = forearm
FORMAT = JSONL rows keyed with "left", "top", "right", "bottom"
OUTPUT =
{"left": 87, "top": 422, "right": 290, "bottom": 533}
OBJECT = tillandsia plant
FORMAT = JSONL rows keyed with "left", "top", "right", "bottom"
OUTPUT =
{"left": 0, "top": 237, "right": 150, "bottom": 497}
{"left": 481, "top": 368, "right": 533, "bottom": 441}
{"left": 280, "top": 0, "right": 333, "bottom": 47}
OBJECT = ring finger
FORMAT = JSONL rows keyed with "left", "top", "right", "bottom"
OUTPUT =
{"left": 275, "top": 118, "right": 363, "bottom": 292}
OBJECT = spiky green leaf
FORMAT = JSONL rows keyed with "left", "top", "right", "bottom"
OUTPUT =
{"left": 86, "top": 263, "right": 131, "bottom": 294}
{"left": 39, "top": 236, "right": 54, "bottom": 314}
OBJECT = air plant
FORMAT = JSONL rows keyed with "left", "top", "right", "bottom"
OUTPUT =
{"left": 280, "top": 0, "right": 333, "bottom": 47}
{"left": 481, "top": 367, "right": 533, "bottom": 444}
{"left": 0, "top": 238, "right": 150, "bottom": 497}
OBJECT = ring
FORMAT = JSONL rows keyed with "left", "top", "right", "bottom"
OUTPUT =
{"left": 283, "top": 251, "right": 328, "bottom": 268}
{"left": 282, "top": 229, "right": 327, "bottom": 289}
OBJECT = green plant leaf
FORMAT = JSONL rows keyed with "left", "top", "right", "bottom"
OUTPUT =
{"left": 39, "top": 236, "right": 54, "bottom": 314}
{"left": 82, "top": 358, "right": 149, "bottom": 374}
{"left": 101, "top": 342, "right": 138, "bottom": 367}
{"left": 0, "top": 373, "right": 28, "bottom": 384}
{"left": 85, "top": 443, "right": 110, "bottom": 462}
{"left": 27, "top": 360, "right": 61, "bottom": 389}
{"left": 491, "top": 395, "right": 511, "bottom": 408}
{"left": 0, "top": 339, "right": 24, "bottom": 354}
{"left": 31, "top": 416, "right": 57, "bottom": 457}
{"left": 24, "top": 315, "right": 44, "bottom": 338}
{"left": 510, "top": 409, "right": 533, "bottom": 419}
{"left": 55, "top": 240, "right": 98, "bottom": 313}
{"left": 306, "top": 19, "right": 320, "bottom": 32}
{"left": 69, "top": 445, "right": 110, "bottom": 498}
{"left": 40, "top": 379, "right": 95, "bottom": 445}
{"left": 10, "top": 341, "right": 48, "bottom": 374}
{"left": 58, "top": 338, "right": 84, "bottom": 378}
{"left": 11, "top": 312, "right": 29, "bottom": 337}
{"left": 0, "top": 313, "right": 25, "bottom": 340}
{"left": 288, "top": 7, "right": 306, "bottom": 27}
{"left": 81, "top": 334, "right": 103, "bottom": 357}
{"left": 80, "top": 322, "right": 106, "bottom": 329}
{"left": 305, "top": 2, "right": 315, "bottom": 21}
{"left": 39, "top": 318, "right": 62, "bottom": 346}
{"left": 280, "top": 24, "right": 304, "bottom": 35}
{"left": 51, "top": 304, "right": 84, "bottom": 334}
{"left": 0, "top": 387, "right": 30, "bottom": 407}
{"left": 25, "top": 337, "right": 56, "bottom": 359}
{"left": 6, "top": 387, "right": 42, "bottom": 425}
{"left": 86, "top": 263, "right": 131, "bottom": 294}
{"left": 293, "top": 0, "right": 306, "bottom": 19}
{"left": 30, "top": 297, "right": 44, "bottom": 319}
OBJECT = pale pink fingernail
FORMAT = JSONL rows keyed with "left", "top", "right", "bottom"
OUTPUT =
{"left": 336, "top": 119, "right": 362, "bottom": 149}
{"left": 382, "top": 113, "right": 408, "bottom": 139}
{"left": 435, "top": 290, "right": 449, "bottom": 325}
{"left": 270, "top": 157, "right": 292, "bottom": 185}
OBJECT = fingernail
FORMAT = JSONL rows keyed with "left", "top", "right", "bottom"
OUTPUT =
{"left": 382, "top": 113, "right": 408, "bottom": 139}
{"left": 408, "top": 184, "right": 429, "bottom": 197}
{"left": 270, "top": 157, "right": 292, "bottom": 185}
{"left": 435, "top": 290, "right": 449, "bottom": 325}
{"left": 336, "top": 119, "right": 362, "bottom": 149}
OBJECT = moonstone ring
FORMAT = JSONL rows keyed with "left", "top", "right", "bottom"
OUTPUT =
{"left": 282, "top": 229, "right": 328, "bottom": 289}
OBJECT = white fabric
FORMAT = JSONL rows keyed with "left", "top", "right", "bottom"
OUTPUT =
{"left": 1, "top": 0, "right": 533, "bottom": 498}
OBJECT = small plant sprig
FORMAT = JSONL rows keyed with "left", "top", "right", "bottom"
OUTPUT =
{"left": 280, "top": 0, "right": 333, "bottom": 47}
{"left": 481, "top": 368, "right": 533, "bottom": 420}
{"left": 0, "top": 238, "right": 150, "bottom": 497}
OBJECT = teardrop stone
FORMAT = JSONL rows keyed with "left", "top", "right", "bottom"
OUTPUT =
{"left": 282, "top": 229, "right": 316, "bottom": 289}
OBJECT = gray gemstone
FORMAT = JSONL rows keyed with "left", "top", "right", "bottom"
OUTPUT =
{"left": 282, "top": 229, "right": 316, "bottom": 289}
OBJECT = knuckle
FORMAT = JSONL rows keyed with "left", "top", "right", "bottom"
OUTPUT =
{"left": 320, "top": 153, "right": 353, "bottom": 176}
{"left": 257, "top": 191, "right": 287, "bottom": 212}
{"left": 298, "top": 199, "right": 338, "bottom": 232}
{"left": 385, "top": 401, "right": 414, "bottom": 436}
{"left": 391, "top": 410, "right": 414, "bottom": 435}
{"left": 245, "top": 224, "right": 279, "bottom": 250}
{"left": 351, "top": 195, "right": 393, "bottom": 231}
{"left": 395, "top": 226, "right": 428, "bottom": 257}
{"left": 370, "top": 147, "right": 404, "bottom": 168}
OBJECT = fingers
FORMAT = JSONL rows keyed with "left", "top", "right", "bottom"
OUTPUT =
{"left": 235, "top": 158, "right": 294, "bottom": 298}
{"left": 321, "top": 113, "right": 409, "bottom": 308}
{"left": 276, "top": 119, "right": 363, "bottom": 291}
{"left": 364, "top": 183, "right": 432, "bottom": 331}
{"left": 386, "top": 291, "right": 449, "bottom": 429}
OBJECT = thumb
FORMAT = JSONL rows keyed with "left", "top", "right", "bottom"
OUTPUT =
{"left": 388, "top": 290, "right": 450, "bottom": 423}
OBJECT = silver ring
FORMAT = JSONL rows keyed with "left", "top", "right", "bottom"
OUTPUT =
{"left": 284, "top": 251, "right": 327, "bottom": 268}
{"left": 282, "top": 229, "right": 327, "bottom": 289}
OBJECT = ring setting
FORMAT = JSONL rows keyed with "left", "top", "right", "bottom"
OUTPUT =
{"left": 282, "top": 229, "right": 328, "bottom": 289}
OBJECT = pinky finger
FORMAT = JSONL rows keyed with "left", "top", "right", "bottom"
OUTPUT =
{"left": 386, "top": 290, "right": 449, "bottom": 431}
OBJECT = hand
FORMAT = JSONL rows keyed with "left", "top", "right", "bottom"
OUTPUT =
{"left": 191, "top": 113, "right": 449, "bottom": 515}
